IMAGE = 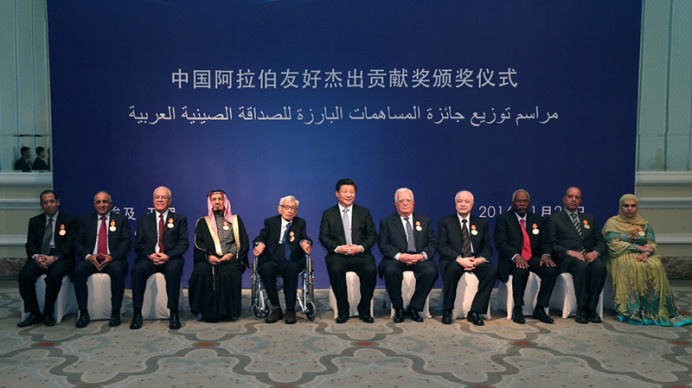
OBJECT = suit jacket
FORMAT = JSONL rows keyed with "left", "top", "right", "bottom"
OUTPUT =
{"left": 437, "top": 214, "right": 493, "bottom": 274}
{"left": 134, "top": 211, "right": 189, "bottom": 260}
{"left": 76, "top": 212, "right": 132, "bottom": 262}
{"left": 253, "top": 215, "right": 312, "bottom": 265}
{"left": 546, "top": 210, "right": 607, "bottom": 265}
{"left": 319, "top": 204, "right": 377, "bottom": 260}
{"left": 194, "top": 214, "right": 249, "bottom": 268}
{"left": 14, "top": 158, "right": 32, "bottom": 172}
{"left": 377, "top": 212, "right": 436, "bottom": 275}
{"left": 32, "top": 157, "right": 49, "bottom": 171}
{"left": 494, "top": 209, "right": 549, "bottom": 282}
{"left": 25, "top": 211, "right": 79, "bottom": 262}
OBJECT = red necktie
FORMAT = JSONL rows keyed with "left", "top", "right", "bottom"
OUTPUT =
{"left": 97, "top": 216, "right": 108, "bottom": 255}
{"left": 520, "top": 219, "right": 531, "bottom": 260}
{"left": 158, "top": 214, "right": 166, "bottom": 253}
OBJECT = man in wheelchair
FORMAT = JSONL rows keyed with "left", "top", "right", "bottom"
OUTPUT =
{"left": 252, "top": 195, "right": 312, "bottom": 324}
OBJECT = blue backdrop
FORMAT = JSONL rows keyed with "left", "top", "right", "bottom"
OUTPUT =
{"left": 47, "top": 0, "right": 641, "bottom": 288}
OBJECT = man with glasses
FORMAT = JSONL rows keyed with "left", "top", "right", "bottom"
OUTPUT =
{"left": 130, "top": 186, "right": 189, "bottom": 330}
{"left": 253, "top": 195, "right": 312, "bottom": 324}
{"left": 17, "top": 190, "right": 78, "bottom": 327}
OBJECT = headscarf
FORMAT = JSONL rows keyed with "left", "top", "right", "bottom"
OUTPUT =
{"left": 207, "top": 190, "right": 232, "bottom": 236}
{"left": 603, "top": 194, "right": 647, "bottom": 235}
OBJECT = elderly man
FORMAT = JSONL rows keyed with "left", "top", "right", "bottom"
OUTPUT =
{"left": 547, "top": 186, "right": 607, "bottom": 324}
{"left": 190, "top": 190, "right": 249, "bottom": 322}
{"left": 130, "top": 186, "right": 189, "bottom": 330}
{"left": 17, "top": 190, "right": 78, "bottom": 327}
{"left": 438, "top": 190, "right": 496, "bottom": 326}
{"left": 253, "top": 195, "right": 312, "bottom": 324}
{"left": 74, "top": 191, "right": 132, "bottom": 328}
{"left": 319, "top": 178, "right": 378, "bottom": 323}
{"left": 494, "top": 189, "right": 557, "bottom": 324}
{"left": 377, "top": 188, "right": 437, "bottom": 322}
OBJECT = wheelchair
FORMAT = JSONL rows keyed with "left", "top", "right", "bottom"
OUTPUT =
{"left": 251, "top": 254, "right": 316, "bottom": 321}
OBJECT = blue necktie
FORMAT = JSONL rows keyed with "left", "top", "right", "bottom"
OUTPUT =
{"left": 282, "top": 221, "right": 292, "bottom": 261}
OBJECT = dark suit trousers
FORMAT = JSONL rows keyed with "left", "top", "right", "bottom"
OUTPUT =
{"left": 326, "top": 254, "right": 377, "bottom": 316}
{"left": 74, "top": 259, "right": 128, "bottom": 312}
{"left": 510, "top": 257, "right": 558, "bottom": 308}
{"left": 559, "top": 256, "right": 607, "bottom": 311}
{"left": 258, "top": 248, "right": 304, "bottom": 310}
{"left": 131, "top": 257, "right": 184, "bottom": 310}
{"left": 18, "top": 258, "right": 74, "bottom": 315}
{"left": 381, "top": 259, "right": 437, "bottom": 311}
{"left": 442, "top": 260, "right": 496, "bottom": 312}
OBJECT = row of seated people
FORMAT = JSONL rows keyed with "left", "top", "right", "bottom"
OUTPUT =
{"left": 17, "top": 180, "right": 690, "bottom": 330}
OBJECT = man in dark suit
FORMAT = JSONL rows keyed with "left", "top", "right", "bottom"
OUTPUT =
{"left": 14, "top": 146, "right": 32, "bottom": 172}
{"left": 253, "top": 195, "right": 312, "bottom": 324}
{"left": 74, "top": 191, "right": 132, "bottom": 328}
{"left": 319, "top": 178, "right": 377, "bottom": 323}
{"left": 547, "top": 186, "right": 607, "bottom": 324}
{"left": 494, "top": 189, "right": 557, "bottom": 324}
{"left": 378, "top": 188, "right": 438, "bottom": 323}
{"left": 32, "top": 146, "right": 50, "bottom": 171}
{"left": 130, "top": 186, "right": 189, "bottom": 330}
{"left": 438, "top": 190, "right": 496, "bottom": 326}
{"left": 17, "top": 190, "right": 78, "bottom": 327}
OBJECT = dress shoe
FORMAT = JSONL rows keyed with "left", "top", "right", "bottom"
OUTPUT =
{"left": 468, "top": 311, "right": 484, "bottom": 326}
{"left": 441, "top": 309, "right": 453, "bottom": 325}
{"left": 406, "top": 306, "right": 424, "bottom": 322}
{"left": 76, "top": 311, "right": 90, "bottom": 328}
{"left": 17, "top": 312, "right": 42, "bottom": 328}
{"left": 169, "top": 312, "right": 181, "bottom": 330}
{"left": 575, "top": 309, "right": 589, "bottom": 324}
{"left": 393, "top": 308, "right": 405, "bottom": 323}
{"left": 265, "top": 308, "right": 283, "bottom": 324}
{"left": 586, "top": 310, "right": 602, "bottom": 323}
{"left": 335, "top": 314, "right": 349, "bottom": 324}
{"left": 512, "top": 307, "right": 525, "bottom": 324}
{"left": 109, "top": 314, "right": 121, "bottom": 327}
{"left": 284, "top": 309, "right": 296, "bottom": 324}
{"left": 43, "top": 313, "right": 56, "bottom": 327}
{"left": 532, "top": 308, "right": 554, "bottom": 324}
{"left": 359, "top": 313, "right": 374, "bottom": 323}
{"left": 130, "top": 312, "right": 143, "bottom": 330}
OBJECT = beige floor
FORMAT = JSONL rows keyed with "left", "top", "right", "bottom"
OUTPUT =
{"left": 1, "top": 280, "right": 690, "bottom": 387}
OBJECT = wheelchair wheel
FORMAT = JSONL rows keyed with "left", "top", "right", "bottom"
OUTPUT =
{"left": 305, "top": 301, "right": 316, "bottom": 321}
{"left": 253, "top": 304, "right": 270, "bottom": 319}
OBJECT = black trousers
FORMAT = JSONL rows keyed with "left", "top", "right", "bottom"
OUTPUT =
{"left": 441, "top": 260, "right": 496, "bottom": 313}
{"left": 74, "top": 259, "right": 128, "bottom": 312}
{"left": 509, "top": 256, "right": 558, "bottom": 308}
{"left": 131, "top": 256, "right": 184, "bottom": 310}
{"left": 559, "top": 256, "right": 607, "bottom": 311}
{"left": 326, "top": 254, "right": 376, "bottom": 316}
{"left": 380, "top": 259, "right": 438, "bottom": 311}
{"left": 18, "top": 258, "right": 74, "bottom": 315}
{"left": 258, "top": 257, "right": 304, "bottom": 311}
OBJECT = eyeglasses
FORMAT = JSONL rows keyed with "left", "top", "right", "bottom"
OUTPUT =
{"left": 280, "top": 204, "right": 297, "bottom": 211}
{"left": 622, "top": 204, "right": 637, "bottom": 208}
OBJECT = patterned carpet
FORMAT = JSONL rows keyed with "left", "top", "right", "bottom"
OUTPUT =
{"left": 1, "top": 282, "right": 690, "bottom": 388}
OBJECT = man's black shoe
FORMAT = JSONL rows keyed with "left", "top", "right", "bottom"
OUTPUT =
{"left": 265, "top": 308, "right": 283, "bottom": 324}
{"left": 468, "top": 311, "right": 484, "bottom": 326}
{"left": 393, "top": 308, "right": 405, "bottom": 323}
{"left": 335, "top": 314, "right": 349, "bottom": 324}
{"left": 17, "top": 312, "right": 42, "bottom": 328}
{"left": 512, "top": 307, "right": 525, "bottom": 324}
{"left": 130, "top": 312, "right": 143, "bottom": 330}
{"left": 575, "top": 309, "right": 589, "bottom": 324}
{"left": 169, "top": 312, "right": 181, "bottom": 330}
{"left": 533, "top": 308, "right": 554, "bottom": 324}
{"left": 359, "top": 313, "right": 374, "bottom": 323}
{"left": 406, "top": 306, "right": 424, "bottom": 322}
{"left": 43, "top": 313, "right": 56, "bottom": 327}
{"left": 586, "top": 310, "right": 602, "bottom": 323}
{"left": 441, "top": 309, "right": 453, "bottom": 325}
{"left": 76, "top": 311, "right": 90, "bottom": 328}
{"left": 109, "top": 314, "right": 121, "bottom": 327}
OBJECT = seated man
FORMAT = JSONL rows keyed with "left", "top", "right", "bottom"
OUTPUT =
{"left": 438, "top": 190, "right": 496, "bottom": 326}
{"left": 494, "top": 189, "right": 557, "bottom": 324}
{"left": 17, "top": 190, "right": 78, "bottom": 327}
{"left": 319, "top": 178, "right": 377, "bottom": 324}
{"left": 378, "top": 188, "right": 438, "bottom": 323}
{"left": 74, "top": 191, "right": 132, "bottom": 328}
{"left": 189, "top": 190, "right": 249, "bottom": 322}
{"left": 131, "top": 186, "right": 189, "bottom": 330}
{"left": 253, "top": 195, "right": 312, "bottom": 324}
{"left": 547, "top": 186, "right": 607, "bottom": 324}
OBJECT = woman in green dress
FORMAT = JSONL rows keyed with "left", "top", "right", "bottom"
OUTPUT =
{"left": 602, "top": 194, "right": 690, "bottom": 326}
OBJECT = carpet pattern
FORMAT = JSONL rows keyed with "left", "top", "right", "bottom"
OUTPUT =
{"left": 1, "top": 285, "right": 690, "bottom": 387}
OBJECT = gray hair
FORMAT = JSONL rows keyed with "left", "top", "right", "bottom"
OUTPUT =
{"left": 279, "top": 195, "right": 299, "bottom": 209}
{"left": 394, "top": 187, "right": 414, "bottom": 203}
{"left": 511, "top": 189, "right": 530, "bottom": 202}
